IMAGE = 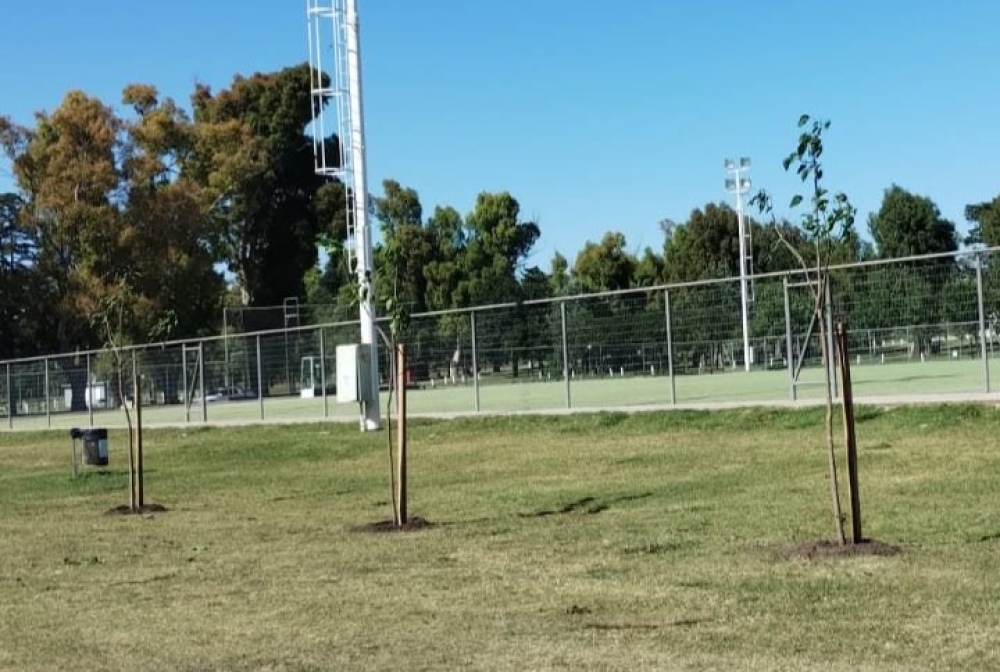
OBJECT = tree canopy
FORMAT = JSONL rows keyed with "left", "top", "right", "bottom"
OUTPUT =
{"left": 0, "top": 66, "right": 992, "bottom": 371}
{"left": 965, "top": 195, "right": 1000, "bottom": 248}
{"left": 868, "top": 185, "right": 957, "bottom": 259}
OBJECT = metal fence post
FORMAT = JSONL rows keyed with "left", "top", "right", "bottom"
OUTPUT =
{"left": 471, "top": 311, "right": 480, "bottom": 412}
{"left": 256, "top": 335, "right": 264, "bottom": 420}
{"left": 561, "top": 302, "right": 571, "bottom": 408}
{"left": 223, "top": 307, "right": 230, "bottom": 389}
{"left": 320, "top": 327, "right": 329, "bottom": 418}
{"left": 182, "top": 346, "right": 189, "bottom": 423}
{"left": 664, "top": 290, "right": 676, "bottom": 405}
{"left": 784, "top": 276, "right": 796, "bottom": 401}
{"left": 977, "top": 255, "right": 990, "bottom": 393}
{"left": 86, "top": 352, "right": 94, "bottom": 427}
{"left": 199, "top": 343, "right": 207, "bottom": 423}
{"left": 44, "top": 356, "right": 51, "bottom": 428}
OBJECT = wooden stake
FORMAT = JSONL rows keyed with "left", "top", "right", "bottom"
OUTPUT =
{"left": 127, "top": 354, "right": 137, "bottom": 511}
{"left": 135, "top": 364, "right": 144, "bottom": 510}
{"left": 836, "top": 322, "right": 862, "bottom": 543}
{"left": 395, "top": 343, "right": 407, "bottom": 526}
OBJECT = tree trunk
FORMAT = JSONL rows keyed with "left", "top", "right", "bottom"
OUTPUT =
{"left": 67, "top": 367, "right": 89, "bottom": 412}
{"left": 817, "top": 277, "right": 846, "bottom": 546}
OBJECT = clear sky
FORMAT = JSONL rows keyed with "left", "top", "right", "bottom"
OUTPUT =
{"left": 1, "top": 0, "right": 998, "bottom": 268}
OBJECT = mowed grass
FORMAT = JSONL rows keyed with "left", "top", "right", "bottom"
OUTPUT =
{"left": 1, "top": 406, "right": 999, "bottom": 671}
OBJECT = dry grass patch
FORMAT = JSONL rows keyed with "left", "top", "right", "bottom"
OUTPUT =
{"left": 1, "top": 407, "right": 999, "bottom": 670}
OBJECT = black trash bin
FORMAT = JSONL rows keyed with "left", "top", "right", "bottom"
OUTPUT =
{"left": 80, "top": 428, "right": 109, "bottom": 466}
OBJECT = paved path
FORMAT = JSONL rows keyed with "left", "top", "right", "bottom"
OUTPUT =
{"left": 20, "top": 390, "right": 996, "bottom": 432}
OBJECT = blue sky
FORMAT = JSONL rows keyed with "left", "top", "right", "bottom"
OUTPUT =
{"left": 1, "top": 0, "right": 998, "bottom": 268}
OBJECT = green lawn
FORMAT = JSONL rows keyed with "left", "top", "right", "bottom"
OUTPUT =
{"left": 1, "top": 405, "right": 999, "bottom": 670}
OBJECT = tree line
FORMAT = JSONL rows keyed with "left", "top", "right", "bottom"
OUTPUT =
{"left": 2, "top": 62, "right": 999, "bottom": 371}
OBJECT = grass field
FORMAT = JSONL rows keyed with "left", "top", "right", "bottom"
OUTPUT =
{"left": 2, "top": 405, "right": 999, "bottom": 670}
{"left": 4, "top": 357, "right": 997, "bottom": 431}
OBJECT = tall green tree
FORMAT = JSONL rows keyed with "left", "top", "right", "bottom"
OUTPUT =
{"left": 1, "top": 85, "right": 231, "bottom": 405}
{"left": 660, "top": 204, "right": 746, "bottom": 369}
{"left": 0, "top": 92, "right": 121, "bottom": 354}
{"left": 632, "top": 248, "right": 665, "bottom": 288}
{"left": 419, "top": 192, "right": 540, "bottom": 376}
{"left": 457, "top": 191, "right": 541, "bottom": 307}
{"left": 965, "top": 195, "right": 1000, "bottom": 248}
{"left": 419, "top": 205, "right": 466, "bottom": 313}
{"left": 549, "top": 252, "right": 574, "bottom": 296}
{"left": 374, "top": 179, "right": 432, "bottom": 315}
{"left": 1, "top": 92, "right": 127, "bottom": 410}
{"left": 662, "top": 203, "right": 741, "bottom": 283}
{"left": 572, "top": 231, "right": 636, "bottom": 293}
{"left": 868, "top": 185, "right": 957, "bottom": 259}
{"left": 375, "top": 179, "right": 423, "bottom": 234}
{"left": 188, "top": 63, "right": 332, "bottom": 308}
{"left": 0, "top": 192, "right": 41, "bottom": 357}
{"left": 119, "top": 84, "right": 223, "bottom": 341}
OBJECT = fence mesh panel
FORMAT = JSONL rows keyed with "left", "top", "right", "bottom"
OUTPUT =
{"left": 3, "top": 250, "right": 998, "bottom": 429}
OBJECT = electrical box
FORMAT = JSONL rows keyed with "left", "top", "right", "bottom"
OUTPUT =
{"left": 336, "top": 344, "right": 376, "bottom": 403}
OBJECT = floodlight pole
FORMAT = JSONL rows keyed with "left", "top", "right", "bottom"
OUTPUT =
{"left": 725, "top": 157, "right": 753, "bottom": 372}
{"left": 308, "top": 0, "right": 380, "bottom": 430}
{"left": 345, "top": 0, "right": 380, "bottom": 431}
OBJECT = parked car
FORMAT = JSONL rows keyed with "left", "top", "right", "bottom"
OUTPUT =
{"left": 201, "top": 387, "right": 255, "bottom": 403}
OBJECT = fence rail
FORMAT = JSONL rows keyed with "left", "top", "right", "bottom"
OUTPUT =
{"left": 3, "top": 249, "right": 999, "bottom": 431}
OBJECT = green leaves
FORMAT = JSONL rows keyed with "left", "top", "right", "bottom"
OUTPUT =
{"left": 749, "top": 114, "right": 856, "bottom": 272}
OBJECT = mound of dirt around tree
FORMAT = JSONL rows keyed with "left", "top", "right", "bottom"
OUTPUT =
{"left": 104, "top": 503, "right": 170, "bottom": 516}
{"left": 789, "top": 538, "right": 901, "bottom": 560}
{"left": 351, "top": 517, "right": 434, "bottom": 534}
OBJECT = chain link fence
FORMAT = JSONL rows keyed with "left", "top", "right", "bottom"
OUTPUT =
{"left": 2, "top": 249, "right": 997, "bottom": 430}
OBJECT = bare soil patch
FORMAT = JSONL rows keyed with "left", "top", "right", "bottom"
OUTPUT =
{"left": 351, "top": 516, "right": 434, "bottom": 534}
{"left": 104, "top": 503, "right": 170, "bottom": 516}
{"left": 788, "top": 538, "right": 901, "bottom": 560}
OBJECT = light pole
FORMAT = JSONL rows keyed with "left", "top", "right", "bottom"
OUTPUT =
{"left": 308, "top": 0, "right": 380, "bottom": 430}
{"left": 725, "top": 157, "right": 753, "bottom": 372}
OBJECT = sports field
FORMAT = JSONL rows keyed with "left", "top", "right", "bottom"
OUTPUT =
{"left": 4, "top": 357, "right": 995, "bottom": 431}
{"left": 2, "top": 405, "right": 998, "bottom": 670}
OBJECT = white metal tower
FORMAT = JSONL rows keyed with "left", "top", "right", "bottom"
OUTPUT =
{"left": 308, "top": 0, "right": 380, "bottom": 430}
{"left": 725, "top": 157, "right": 754, "bottom": 372}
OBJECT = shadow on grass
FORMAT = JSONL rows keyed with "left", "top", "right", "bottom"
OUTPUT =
{"left": 74, "top": 468, "right": 158, "bottom": 479}
{"left": 856, "top": 372, "right": 964, "bottom": 384}
{"left": 566, "top": 604, "right": 709, "bottom": 630}
{"left": 521, "top": 492, "right": 653, "bottom": 518}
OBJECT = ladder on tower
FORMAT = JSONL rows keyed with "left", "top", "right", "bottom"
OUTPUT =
{"left": 743, "top": 227, "right": 755, "bottom": 304}
{"left": 307, "top": 0, "right": 358, "bottom": 276}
